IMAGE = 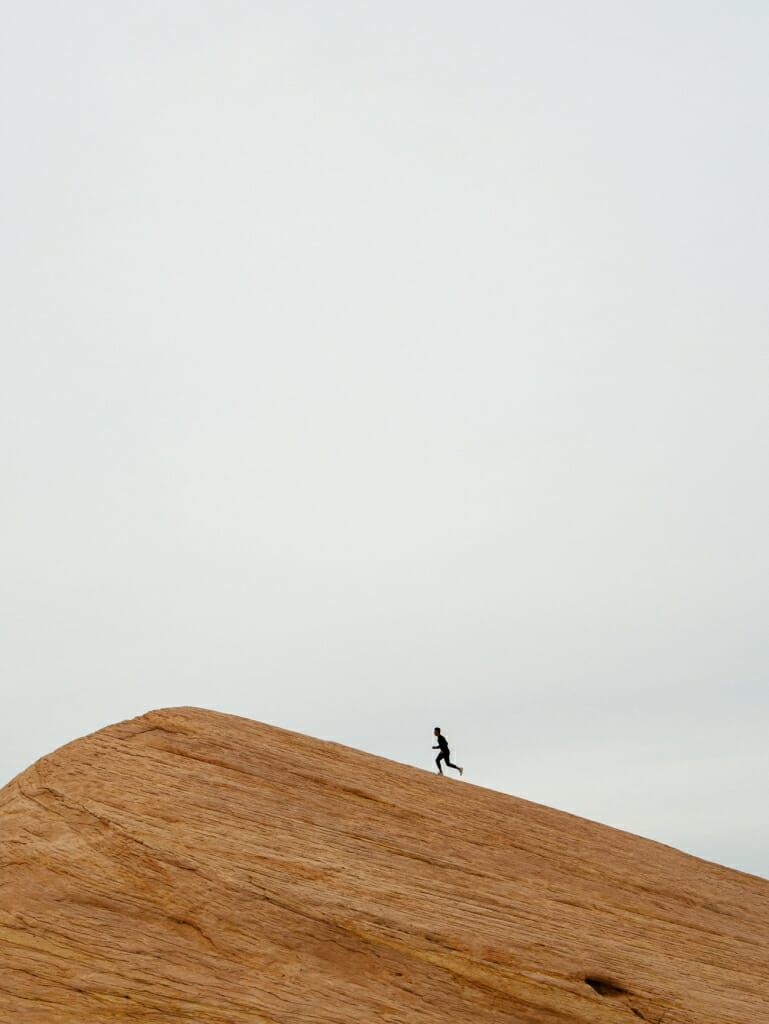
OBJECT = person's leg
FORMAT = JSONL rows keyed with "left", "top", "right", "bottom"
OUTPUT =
{"left": 445, "top": 752, "right": 463, "bottom": 776}
{"left": 436, "top": 752, "right": 445, "bottom": 774}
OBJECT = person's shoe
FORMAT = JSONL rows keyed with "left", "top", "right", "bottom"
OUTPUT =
{"left": 459, "top": 767, "right": 464, "bottom": 777}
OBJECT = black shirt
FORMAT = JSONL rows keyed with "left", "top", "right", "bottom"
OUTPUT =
{"left": 436, "top": 734, "right": 449, "bottom": 753}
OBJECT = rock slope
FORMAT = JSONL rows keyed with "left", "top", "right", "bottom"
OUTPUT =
{"left": 1, "top": 707, "right": 768, "bottom": 1023}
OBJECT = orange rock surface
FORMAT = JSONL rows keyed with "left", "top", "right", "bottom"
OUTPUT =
{"left": 1, "top": 706, "right": 768, "bottom": 1023}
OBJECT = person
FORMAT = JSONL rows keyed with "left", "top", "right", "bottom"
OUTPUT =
{"left": 432, "top": 727, "right": 463, "bottom": 776}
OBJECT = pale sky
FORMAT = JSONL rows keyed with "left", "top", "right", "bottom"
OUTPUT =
{"left": 2, "top": 2, "right": 768, "bottom": 878}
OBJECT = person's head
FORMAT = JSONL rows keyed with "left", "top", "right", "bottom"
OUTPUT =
{"left": 434, "top": 727, "right": 441, "bottom": 736}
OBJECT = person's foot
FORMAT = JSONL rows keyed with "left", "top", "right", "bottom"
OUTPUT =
{"left": 459, "top": 767, "right": 464, "bottom": 777}
{"left": 437, "top": 770, "right": 443, "bottom": 775}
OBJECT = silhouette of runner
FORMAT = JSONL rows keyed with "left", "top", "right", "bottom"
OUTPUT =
{"left": 433, "top": 727, "right": 463, "bottom": 776}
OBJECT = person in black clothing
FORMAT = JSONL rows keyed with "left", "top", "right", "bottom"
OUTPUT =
{"left": 432, "top": 727, "right": 463, "bottom": 776}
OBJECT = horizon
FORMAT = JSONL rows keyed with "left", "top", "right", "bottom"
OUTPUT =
{"left": 3, "top": 701, "right": 767, "bottom": 881}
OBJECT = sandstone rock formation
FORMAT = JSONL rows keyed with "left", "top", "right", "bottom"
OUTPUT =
{"left": 1, "top": 706, "right": 768, "bottom": 1023}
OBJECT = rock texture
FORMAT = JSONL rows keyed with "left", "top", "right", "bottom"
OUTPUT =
{"left": 1, "top": 707, "right": 768, "bottom": 1023}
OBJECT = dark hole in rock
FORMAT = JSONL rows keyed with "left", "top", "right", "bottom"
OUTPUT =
{"left": 585, "top": 977, "right": 628, "bottom": 998}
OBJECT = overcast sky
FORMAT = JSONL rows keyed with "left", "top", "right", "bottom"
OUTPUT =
{"left": 2, "top": 2, "right": 768, "bottom": 879}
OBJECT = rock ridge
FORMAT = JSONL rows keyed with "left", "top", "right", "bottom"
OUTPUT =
{"left": 1, "top": 706, "right": 768, "bottom": 1023}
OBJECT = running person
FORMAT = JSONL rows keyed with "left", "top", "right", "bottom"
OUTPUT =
{"left": 432, "top": 727, "right": 463, "bottom": 776}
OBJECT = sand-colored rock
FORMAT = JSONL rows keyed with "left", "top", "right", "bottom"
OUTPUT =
{"left": 1, "top": 707, "right": 768, "bottom": 1023}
